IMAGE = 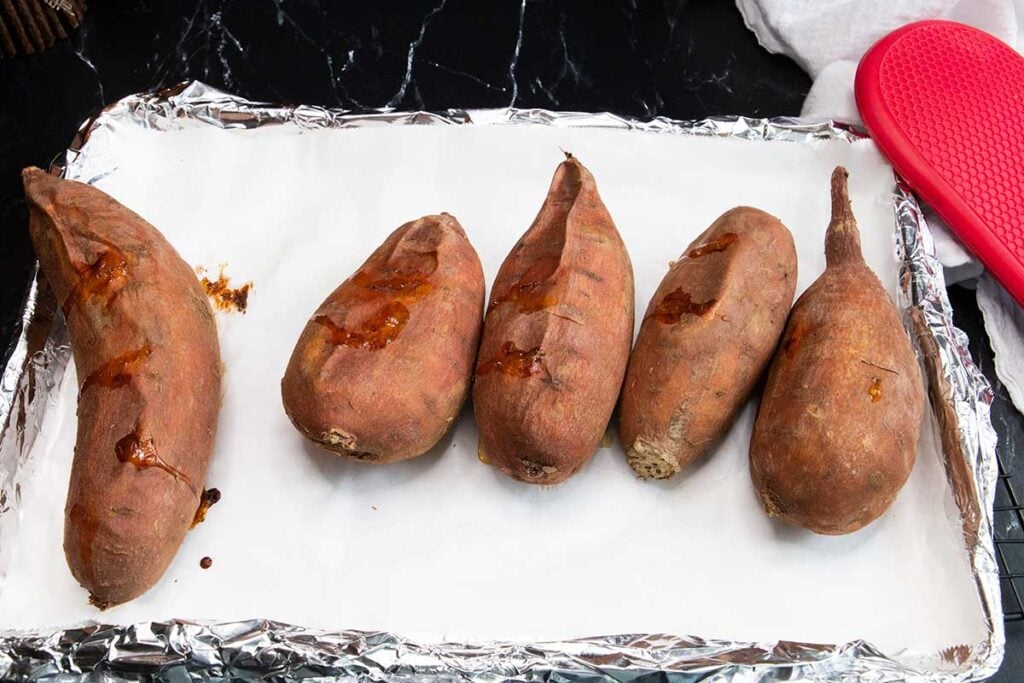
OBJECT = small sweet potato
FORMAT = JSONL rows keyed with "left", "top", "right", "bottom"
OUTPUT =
{"left": 23, "top": 167, "right": 222, "bottom": 607}
{"left": 281, "top": 213, "right": 484, "bottom": 463}
{"left": 749, "top": 167, "right": 925, "bottom": 535}
{"left": 619, "top": 208, "right": 796, "bottom": 479}
{"left": 472, "top": 154, "right": 634, "bottom": 485}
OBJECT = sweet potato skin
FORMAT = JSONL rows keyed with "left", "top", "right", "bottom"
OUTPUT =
{"left": 619, "top": 208, "right": 796, "bottom": 479}
{"left": 23, "top": 167, "right": 222, "bottom": 607}
{"left": 281, "top": 213, "right": 485, "bottom": 463}
{"left": 749, "top": 167, "right": 925, "bottom": 535}
{"left": 472, "top": 156, "right": 634, "bottom": 485}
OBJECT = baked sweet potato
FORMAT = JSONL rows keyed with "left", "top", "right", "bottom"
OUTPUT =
{"left": 619, "top": 208, "right": 796, "bottom": 479}
{"left": 281, "top": 213, "right": 484, "bottom": 463}
{"left": 23, "top": 167, "right": 222, "bottom": 607}
{"left": 473, "top": 154, "right": 634, "bottom": 485}
{"left": 749, "top": 167, "right": 925, "bottom": 535}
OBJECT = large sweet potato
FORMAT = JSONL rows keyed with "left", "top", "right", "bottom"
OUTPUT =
{"left": 619, "top": 208, "right": 796, "bottom": 479}
{"left": 473, "top": 155, "right": 634, "bottom": 485}
{"left": 281, "top": 213, "right": 484, "bottom": 463}
{"left": 749, "top": 167, "right": 925, "bottom": 535}
{"left": 23, "top": 167, "right": 222, "bottom": 607}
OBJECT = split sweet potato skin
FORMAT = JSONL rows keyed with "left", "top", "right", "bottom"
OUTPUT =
{"left": 749, "top": 167, "right": 925, "bottom": 535}
{"left": 472, "top": 156, "right": 635, "bottom": 485}
{"left": 281, "top": 213, "right": 485, "bottom": 463}
{"left": 23, "top": 167, "right": 222, "bottom": 607}
{"left": 619, "top": 208, "right": 797, "bottom": 479}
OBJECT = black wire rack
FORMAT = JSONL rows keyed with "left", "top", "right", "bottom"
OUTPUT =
{"left": 995, "top": 454, "right": 1024, "bottom": 621}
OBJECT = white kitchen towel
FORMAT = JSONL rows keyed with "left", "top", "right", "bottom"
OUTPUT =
{"left": 979, "top": 273, "right": 1024, "bottom": 410}
{"left": 736, "top": 0, "right": 1024, "bottom": 415}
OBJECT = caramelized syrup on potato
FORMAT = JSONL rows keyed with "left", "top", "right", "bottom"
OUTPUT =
{"left": 80, "top": 346, "right": 152, "bottom": 393}
{"left": 315, "top": 268, "right": 434, "bottom": 350}
{"left": 350, "top": 269, "right": 432, "bottom": 294}
{"left": 115, "top": 431, "right": 195, "bottom": 493}
{"left": 687, "top": 232, "right": 738, "bottom": 258}
{"left": 476, "top": 341, "right": 545, "bottom": 377}
{"left": 488, "top": 278, "right": 557, "bottom": 314}
{"left": 62, "top": 248, "right": 129, "bottom": 315}
{"left": 650, "top": 288, "right": 717, "bottom": 324}
{"left": 314, "top": 305, "right": 409, "bottom": 350}
{"left": 868, "top": 377, "right": 883, "bottom": 402}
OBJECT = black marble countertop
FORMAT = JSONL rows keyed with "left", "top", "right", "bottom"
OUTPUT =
{"left": 0, "top": 2, "right": 1021, "bottom": 680}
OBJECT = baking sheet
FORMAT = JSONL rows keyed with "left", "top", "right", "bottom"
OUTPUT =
{"left": 0, "top": 115, "right": 987, "bottom": 652}
{"left": 0, "top": 84, "right": 1003, "bottom": 680}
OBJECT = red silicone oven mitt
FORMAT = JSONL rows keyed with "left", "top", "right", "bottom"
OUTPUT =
{"left": 856, "top": 20, "right": 1024, "bottom": 306}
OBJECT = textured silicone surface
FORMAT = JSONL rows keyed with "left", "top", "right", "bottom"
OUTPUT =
{"left": 856, "top": 20, "right": 1024, "bottom": 305}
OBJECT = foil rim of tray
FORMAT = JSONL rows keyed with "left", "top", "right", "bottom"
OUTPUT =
{"left": 0, "top": 80, "right": 1002, "bottom": 682}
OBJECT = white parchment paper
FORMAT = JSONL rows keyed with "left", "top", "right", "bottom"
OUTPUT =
{"left": 0, "top": 123, "right": 986, "bottom": 655}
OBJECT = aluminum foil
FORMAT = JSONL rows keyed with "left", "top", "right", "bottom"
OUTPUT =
{"left": 0, "top": 81, "right": 1002, "bottom": 681}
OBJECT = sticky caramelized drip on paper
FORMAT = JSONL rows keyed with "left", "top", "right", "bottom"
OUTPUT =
{"left": 199, "top": 267, "right": 253, "bottom": 313}
{"left": 191, "top": 487, "right": 222, "bottom": 528}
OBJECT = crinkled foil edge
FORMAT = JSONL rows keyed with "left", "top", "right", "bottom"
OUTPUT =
{"left": 0, "top": 81, "right": 1002, "bottom": 681}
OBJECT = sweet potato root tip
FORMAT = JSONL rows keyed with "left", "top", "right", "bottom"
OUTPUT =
{"left": 830, "top": 166, "right": 852, "bottom": 223}
{"left": 522, "top": 459, "right": 559, "bottom": 479}
{"left": 626, "top": 440, "right": 681, "bottom": 480}
{"left": 88, "top": 594, "right": 111, "bottom": 611}
{"left": 318, "top": 428, "right": 381, "bottom": 462}
{"left": 824, "top": 165, "right": 863, "bottom": 267}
